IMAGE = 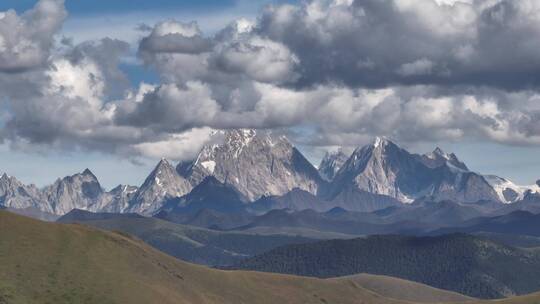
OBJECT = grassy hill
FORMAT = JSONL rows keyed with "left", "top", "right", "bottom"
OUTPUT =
{"left": 0, "top": 211, "right": 417, "bottom": 304}
{"left": 57, "top": 210, "right": 315, "bottom": 266}
{"left": 334, "top": 274, "right": 474, "bottom": 303}
{"left": 7, "top": 211, "right": 540, "bottom": 304}
{"left": 229, "top": 234, "right": 540, "bottom": 299}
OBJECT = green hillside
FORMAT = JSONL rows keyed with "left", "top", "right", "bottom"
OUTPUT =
{"left": 5, "top": 211, "right": 540, "bottom": 304}
{"left": 0, "top": 211, "right": 406, "bottom": 304}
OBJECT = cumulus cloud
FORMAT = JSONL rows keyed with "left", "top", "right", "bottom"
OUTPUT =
{"left": 131, "top": 127, "right": 217, "bottom": 160}
{"left": 258, "top": 0, "right": 540, "bottom": 89}
{"left": 115, "top": 82, "right": 221, "bottom": 132}
{"left": 0, "top": 0, "right": 66, "bottom": 72}
{"left": 3, "top": 0, "right": 540, "bottom": 162}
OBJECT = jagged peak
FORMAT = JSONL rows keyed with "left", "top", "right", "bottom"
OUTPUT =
{"left": 158, "top": 157, "right": 171, "bottom": 165}
{"left": 82, "top": 168, "right": 96, "bottom": 177}
{"left": 371, "top": 136, "right": 400, "bottom": 149}
{"left": 0, "top": 173, "right": 20, "bottom": 186}
{"left": 372, "top": 136, "right": 385, "bottom": 148}
{"left": 153, "top": 158, "right": 175, "bottom": 171}
{"left": 148, "top": 159, "right": 177, "bottom": 180}
{"left": 422, "top": 146, "right": 468, "bottom": 171}
{"left": 352, "top": 136, "right": 398, "bottom": 155}
{"left": 433, "top": 147, "right": 446, "bottom": 156}
{"left": 195, "top": 128, "right": 292, "bottom": 162}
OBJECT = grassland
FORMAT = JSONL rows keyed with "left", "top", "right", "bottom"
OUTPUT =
{"left": 3, "top": 210, "right": 540, "bottom": 304}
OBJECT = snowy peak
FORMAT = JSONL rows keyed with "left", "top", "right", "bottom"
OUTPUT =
{"left": 181, "top": 128, "right": 322, "bottom": 201}
{"left": 421, "top": 147, "right": 469, "bottom": 171}
{"left": 126, "top": 159, "right": 192, "bottom": 215}
{"left": 485, "top": 175, "right": 540, "bottom": 204}
{"left": 330, "top": 137, "right": 499, "bottom": 206}
{"left": 318, "top": 149, "right": 349, "bottom": 181}
{"left": 372, "top": 136, "right": 392, "bottom": 149}
{"left": 151, "top": 158, "right": 175, "bottom": 178}
{"left": 345, "top": 137, "right": 404, "bottom": 172}
{"left": 0, "top": 173, "right": 20, "bottom": 187}
{"left": 332, "top": 137, "right": 419, "bottom": 202}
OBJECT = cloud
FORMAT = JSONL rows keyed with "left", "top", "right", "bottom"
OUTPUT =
{"left": 139, "top": 20, "right": 214, "bottom": 55}
{"left": 131, "top": 127, "right": 217, "bottom": 160}
{"left": 3, "top": 0, "right": 540, "bottom": 163}
{"left": 115, "top": 81, "right": 221, "bottom": 132}
{"left": 257, "top": 0, "right": 540, "bottom": 90}
{"left": 0, "top": 0, "right": 66, "bottom": 72}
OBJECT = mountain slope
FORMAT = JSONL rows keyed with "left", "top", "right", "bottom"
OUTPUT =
{"left": 250, "top": 188, "right": 328, "bottom": 213}
{"left": 230, "top": 234, "right": 540, "bottom": 299}
{"left": 160, "top": 176, "right": 247, "bottom": 215}
{"left": 57, "top": 209, "right": 314, "bottom": 266}
{"left": 419, "top": 147, "right": 468, "bottom": 171}
{"left": 336, "top": 274, "right": 474, "bottom": 303}
{"left": 42, "top": 169, "right": 114, "bottom": 215}
{"left": 326, "top": 138, "right": 500, "bottom": 210}
{"left": 318, "top": 149, "right": 349, "bottom": 181}
{"left": 127, "top": 159, "right": 192, "bottom": 215}
{"left": 178, "top": 129, "right": 324, "bottom": 201}
{"left": 0, "top": 211, "right": 419, "bottom": 304}
{"left": 0, "top": 174, "right": 51, "bottom": 213}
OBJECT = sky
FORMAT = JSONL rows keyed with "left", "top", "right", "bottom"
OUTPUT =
{"left": 0, "top": 0, "right": 540, "bottom": 189}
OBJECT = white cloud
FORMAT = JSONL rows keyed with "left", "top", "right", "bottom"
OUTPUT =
{"left": 0, "top": 0, "right": 66, "bottom": 71}
{"left": 4, "top": 0, "right": 540, "bottom": 163}
{"left": 132, "top": 127, "right": 215, "bottom": 160}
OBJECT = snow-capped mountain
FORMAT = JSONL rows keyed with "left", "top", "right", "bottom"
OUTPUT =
{"left": 126, "top": 159, "right": 192, "bottom": 215}
{"left": 327, "top": 137, "right": 500, "bottom": 208}
{"left": 484, "top": 175, "right": 540, "bottom": 204}
{"left": 2, "top": 133, "right": 539, "bottom": 217}
{"left": 419, "top": 147, "right": 468, "bottom": 171}
{"left": 318, "top": 149, "right": 349, "bottom": 181}
{"left": 0, "top": 174, "right": 50, "bottom": 213}
{"left": 178, "top": 129, "right": 323, "bottom": 201}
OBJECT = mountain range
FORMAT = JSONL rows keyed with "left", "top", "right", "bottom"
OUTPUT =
{"left": 1, "top": 129, "right": 539, "bottom": 217}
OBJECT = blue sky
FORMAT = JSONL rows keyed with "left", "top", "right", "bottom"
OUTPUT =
{"left": 1, "top": 0, "right": 540, "bottom": 190}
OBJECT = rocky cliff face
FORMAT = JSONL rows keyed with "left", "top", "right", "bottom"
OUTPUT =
{"left": 0, "top": 174, "right": 50, "bottom": 213}
{"left": 178, "top": 129, "right": 323, "bottom": 201}
{"left": 327, "top": 138, "right": 500, "bottom": 209}
{"left": 101, "top": 184, "right": 139, "bottom": 213}
{"left": 419, "top": 147, "right": 469, "bottom": 171}
{"left": 318, "top": 149, "right": 349, "bottom": 182}
{"left": 43, "top": 169, "right": 111, "bottom": 215}
{"left": 126, "top": 159, "right": 192, "bottom": 215}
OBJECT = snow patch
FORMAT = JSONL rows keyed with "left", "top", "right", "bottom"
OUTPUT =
{"left": 155, "top": 175, "right": 162, "bottom": 187}
{"left": 201, "top": 160, "right": 216, "bottom": 174}
{"left": 484, "top": 175, "right": 533, "bottom": 203}
{"left": 373, "top": 137, "right": 382, "bottom": 148}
